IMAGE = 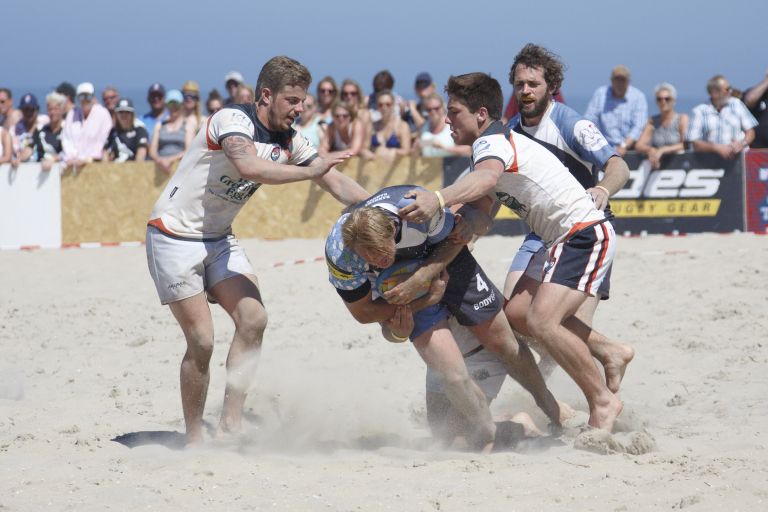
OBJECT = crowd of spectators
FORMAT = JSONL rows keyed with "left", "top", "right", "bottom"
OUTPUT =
{"left": 1, "top": 64, "right": 765, "bottom": 173}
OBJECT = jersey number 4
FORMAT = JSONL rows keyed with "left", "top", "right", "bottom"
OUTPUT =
{"left": 476, "top": 273, "right": 489, "bottom": 293}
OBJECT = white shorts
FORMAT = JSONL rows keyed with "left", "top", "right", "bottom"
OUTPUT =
{"left": 145, "top": 226, "right": 255, "bottom": 304}
{"left": 425, "top": 320, "right": 507, "bottom": 400}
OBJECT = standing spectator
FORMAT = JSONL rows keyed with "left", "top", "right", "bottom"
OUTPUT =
{"left": 102, "top": 86, "right": 120, "bottom": 126}
{"left": 365, "top": 89, "right": 411, "bottom": 160}
{"left": 103, "top": 99, "right": 149, "bottom": 162}
{"left": 236, "top": 84, "right": 255, "bottom": 104}
{"left": 0, "top": 125, "right": 11, "bottom": 165}
{"left": 416, "top": 93, "right": 470, "bottom": 158}
{"left": 223, "top": 71, "right": 245, "bottom": 105}
{"left": 55, "top": 82, "right": 76, "bottom": 116}
{"left": 403, "top": 72, "right": 434, "bottom": 132}
{"left": 585, "top": 65, "right": 648, "bottom": 156}
{"left": 743, "top": 69, "right": 768, "bottom": 148}
{"left": 141, "top": 83, "right": 168, "bottom": 141}
{"left": 0, "top": 88, "right": 21, "bottom": 131}
{"left": 149, "top": 90, "right": 194, "bottom": 175}
{"left": 181, "top": 80, "right": 202, "bottom": 131}
{"left": 635, "top": 83, "right": 689, "bottom": 169}
{"left": 206, "top": 89, "right": 224, "bottom": 115}
{"left": 294, "top": 93, "right": 323, "bottom": 148}
{"left": 319, "top": 100, "right": 365, "bottom": 157}
{"left": 316, "top": 76, "right": 338, "bottom": 125}
{"left": 34, "top": 92, "right": 67, "bottom": 171}
{"left": 12, "top": 94, "right": 49, "bottom": 163}
{"left": 61, "top": 82, "right": 113, "bottom": 167}
{"left": 687, "top": 75, "right": 757, "bottom": 159}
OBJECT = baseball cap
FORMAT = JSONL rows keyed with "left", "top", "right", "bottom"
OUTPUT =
{"left": 165, "top": 89, "right": 183, "bottom": 104}
{"left": 182, "top": 80, "right": 200, "bottom": 94}
{"left": 114, "top": 98, "right": 135, "bottom": 113}
{"left": 147, "top": 82, "right": 166, "bottom": 96}
{"left": 19, "top": 93, "right": 39, "bottom": 109}
{"left": 225, "top": 71, "right": 245, "bottom": 85}
{"left": 611, "top": 65, "right": 631, "bottom": 79}
{"left": 415, "top": 72, "right": 432, "bottom": 87}
{"left": 76, "top": 82, "right": 95, "bottom": 97}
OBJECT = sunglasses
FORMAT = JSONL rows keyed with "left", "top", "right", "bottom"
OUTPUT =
{"left": 333, "top": 112, "right": 350, "bottom": 119}
{"left": 149, "top": 94, "right": 164, "bottom": 101}
{"left": 342, "top": 90, "right": 358, "bottom": 97}
{"left": 656, "top": 96, "right": 673, "bottom": 102}
{"left": 77, "top": 94, "right": 93, "bottom": 101}
{"left": 319, "top": 88, "right": 335, "bottom": 94}
{"left": 183, "top": 94, "right": 199, "bottom": 101}
{"left": 425, "top": 106, "right": 442, "bottom": 113}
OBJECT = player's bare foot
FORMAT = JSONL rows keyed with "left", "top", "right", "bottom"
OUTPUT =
{"left": 557, "top": 400, "right": 576, "bottom": 423}
{"left": 588, "top": 393, "right": 623, "bottom": 432}
{"left": 185, "top": 429, "right": 205, "bottom": 446}
{"left": 215, "top": 416, "right": 242, "bottom": 438}
{"left": 601, "top": 343, "right": 634, "bottom": 393}
{"left": 511, "top": 412, "right": 544, "bottom": 437}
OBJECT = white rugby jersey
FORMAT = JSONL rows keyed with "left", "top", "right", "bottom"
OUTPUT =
{"left": 471, "top": 121, "right": 605, "bottom": 245}
{"left": 149, "top": 104, "right": 317, "bottom": 239}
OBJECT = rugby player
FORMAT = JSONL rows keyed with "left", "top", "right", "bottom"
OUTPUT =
{"left": 505, "top": 44, "right": 634, "bottom": 393}
{"left": 145, "top": 56, "right": 370, "bottom": 445}
{"left": 399, "top": 73, "right": 623, "bottom": 431}
{"left": 325, "top": 185, "right": 561, "bottom": 451}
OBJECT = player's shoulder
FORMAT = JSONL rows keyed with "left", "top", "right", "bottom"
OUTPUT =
{"left": 473, "top": 121, "right": 511, "bottom": 153}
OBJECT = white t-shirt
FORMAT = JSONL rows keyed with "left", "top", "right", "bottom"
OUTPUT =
{"left": 471, "top": 121, "right": 605, "bottom": 245}
{"left": 420, "top": 123, "right": 455, "bottom": 158}
{"left": 149, "top": 104, "right": 317, "bottom": 239}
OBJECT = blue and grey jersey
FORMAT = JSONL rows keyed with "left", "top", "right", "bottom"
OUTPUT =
{"left": 325, "top": 185, "right": 454, "bottom": 302}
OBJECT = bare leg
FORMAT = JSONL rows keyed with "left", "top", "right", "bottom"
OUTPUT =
{"left": 468, "top": 311, "right": 561, "bottom": 429}
{"left": 168, "top": 293, "right": 215, "bottom": 445}
{"left": 527, "top": 283, "right": 622, "bottom": 431}
{"left": 414, "top": 322, "right": 496, "bottom": 452}
{"left": 209, "top": 274, "right": 268, "bottom": 435}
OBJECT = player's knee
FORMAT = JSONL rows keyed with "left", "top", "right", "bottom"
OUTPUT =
{"left": 235, "top": 310, "right": 268, "bottom": 345}
{"left": 527, "top": 308, "right": 557, "bottom": 343}
{"left": 505, "top": 302, "right": 528, "bottom": 334}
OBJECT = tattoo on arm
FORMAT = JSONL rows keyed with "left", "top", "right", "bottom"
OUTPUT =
{"left": 222, "top": 135, "right": 253, "bottom": 160}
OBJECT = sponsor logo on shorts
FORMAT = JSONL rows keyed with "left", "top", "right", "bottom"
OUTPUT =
{"left": 168, "top": 281, "right": 188, "bottom": 290}
{"left": 472, "top": 368, "right": 491, "bottom": 381}
{"left": 473, "top": 289, "right": 496, "bottom": 310}
{"left": 270, "top": 145, "right": 280, "bottom": 161}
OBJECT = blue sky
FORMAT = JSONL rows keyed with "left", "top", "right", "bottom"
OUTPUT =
{"left": 5, "top": 0, "right": 767, "bottom": 111}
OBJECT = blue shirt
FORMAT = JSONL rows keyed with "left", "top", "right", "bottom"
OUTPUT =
{"left": 584, "top": 85, "right": 648, "bottom": 146}
{"left": 686, "top": 97, "right": 758, "bottom": 145}
{"left": 140, "top": 109, "right": 169, "bottom": 147}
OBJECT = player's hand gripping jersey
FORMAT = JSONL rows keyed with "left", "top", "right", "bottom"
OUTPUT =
{"left": 471, "top": 121, "right": 605, "bottom": 246}
{"left": 325, "top": 185, "right": 454, "bottom": 302}
{"left": 149, "top": 104, "right": 318, "bottom": 239}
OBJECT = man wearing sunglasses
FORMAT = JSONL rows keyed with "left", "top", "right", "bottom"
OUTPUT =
{"left": 60, "top": 82, "right": 113, "bottom": 168}
{"left": 505, "top": 44, "right": 634, "bottom": 397}
{"left": 141, "top": 83, "right": 168, "bottom": 146}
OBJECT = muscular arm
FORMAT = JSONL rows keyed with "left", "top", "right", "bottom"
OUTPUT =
{"left": 744, "top": 74, "right": 768, "bottom": 109}
{"left": 222, "top": 135, "right": 342, "bottom": 184}
{"left": 313, "top": 167, "right": 369, "bottom": 205}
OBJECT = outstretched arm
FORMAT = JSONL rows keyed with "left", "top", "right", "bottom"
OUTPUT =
{"left": 313, "top": 167, "right": 369, "bottom": 206}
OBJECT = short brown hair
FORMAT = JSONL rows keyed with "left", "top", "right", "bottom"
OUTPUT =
{"left": 256, "top": 56, "right": 312, "bottom": 97}
{"left": 509, "top": 43, "right": 565, "bottom": 94}
{"left": 445, "top": 73, "right": 503, "bottom": 119}
{"left": 342, "top": 208, "right": 395, "bottom": 254}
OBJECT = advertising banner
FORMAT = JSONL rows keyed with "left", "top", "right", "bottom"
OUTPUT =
{"left": 744, "top": 150, "right": 768, "bottom": 233}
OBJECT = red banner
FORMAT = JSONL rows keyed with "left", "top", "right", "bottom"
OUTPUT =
{"left": 745, "top": 150, "right": 768, "bottom": 233}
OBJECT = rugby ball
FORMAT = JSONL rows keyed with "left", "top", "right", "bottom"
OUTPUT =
{"left": 375, "top": 259, "right": 429, "bottom": 300}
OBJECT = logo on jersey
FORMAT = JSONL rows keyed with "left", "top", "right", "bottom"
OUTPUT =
{"left": 219, "top": 175, "right": 261, "bottom": 202}
{"left": 270, "top": 145, "right": 281, "bottom": 161}
{"left": 496, "top": 191, "right": 529, "bottom": 217}
{"left": 575, "top": 120, "right": 609, "bottom": 151}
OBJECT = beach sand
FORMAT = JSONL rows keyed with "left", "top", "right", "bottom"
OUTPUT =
{"left": 1, "top": 233, "right": 766, "bottom": 511}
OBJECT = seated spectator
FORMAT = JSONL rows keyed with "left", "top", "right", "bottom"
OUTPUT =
{"left": 364, "top": 89, "right": 411, "bottom": 160}
{"left": 61, "top": 82, "right": 113, "bottom": 167}
{"left": 33, "top": 92, "right": 67, "bottom": 171}
{"left": 205, "top": 89, "right": 224, "bottom": 115}
{"left": 236, "top": 84, "right": 255, "bottom": 104}
{"left": 149, "top": 90, "right": 194, "bottom": 175}
{"left": 415, "top": 93, "right": 470, "bottom": 158}
{"left": 319, "top": 100, "right": 365, "bottom": 157}
{"left": 294, "top": 93, "right": 323, "bottom": 148}
{"left": 0, "top": 88, "right": 21, "bottom": 132}
{"left": 635, "top": 83, "right": 689, "bottom": 169}
{"left": 103, "top": 99, "right": 149, "bottom": 162}
{"left": 316, "top": 76, "right": 338, "bottom": 125}
{"left": 181, "top": 80, "right": 201, "bottom": 131}
{"left": 223, "top": 71, "right": 245, "bottom": 105}
{"left": 0, "top": 125, "right": 11, "bottom": 165}
{"left": 687, "top": 75, "right": 757, "bottom": 159}
{"left": 585, "top": 65, "right": 648, "bottom": 156}
{"left": 141, "top": 83, "right": 168, "bottom": 142}
{"left": 55, "top": 82, "right": 76, "bottom": 116}
{"left": 743, "top": 69, "right": 768, "bottom": 148}
{"left": 101, "top": 86, "right": 120, "bottom": 126}
{"left": 12, "top": 93, "right": 49, "bottom": 163}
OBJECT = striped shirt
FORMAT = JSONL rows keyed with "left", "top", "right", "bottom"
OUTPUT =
{"left": 686, "top": 97, "right": 757, "bottom": 144}
{"left": 584, "top": 85, "right": 648, "bottom": 146}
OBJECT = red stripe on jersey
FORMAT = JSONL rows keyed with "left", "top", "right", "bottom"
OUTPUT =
{"left": 504, "top": 132, "right": 519, "bottom": 173}
{"left": 206, "top": 116, "right": 222, "bottom": 150}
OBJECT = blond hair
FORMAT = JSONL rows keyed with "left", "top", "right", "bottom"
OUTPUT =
{"left": 342, "top": 207, "right": 395, "bottom": 254}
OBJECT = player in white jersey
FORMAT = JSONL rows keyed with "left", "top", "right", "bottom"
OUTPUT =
{"left": 399, "top": 72, "right": 623, "bottom": 431}
{"left": 146, "top": 56, "right": 369, "bottom": 445}
{"left": 505, "top": 44, "right": 634, "bottom": 394}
